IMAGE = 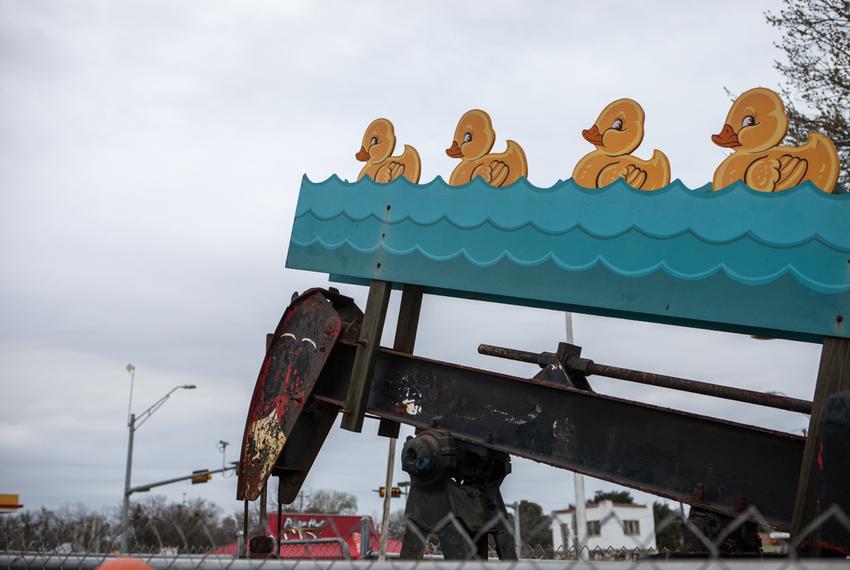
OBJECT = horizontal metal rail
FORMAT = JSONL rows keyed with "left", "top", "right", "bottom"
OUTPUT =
{"left": 275, "top": 538, "right": 350, "bottom": 560}
{"left": 6, "top": 555, "right": 850, "bottom": 570}
{"left": 477, "top": 343, "right": 812, "bottom": 414}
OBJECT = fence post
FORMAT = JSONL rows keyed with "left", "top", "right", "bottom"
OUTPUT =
{"left": 360, "top": 516, "right": 372, "bottom": 560}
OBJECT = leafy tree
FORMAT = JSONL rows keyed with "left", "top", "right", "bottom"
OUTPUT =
{"left": 507, "top": 500, "right": 552, "bottom": 547}
{"left": 128, "top": 495, "right": 236, "bottom": 550}
{"left": 0, "top": 498, "right": 238, "bottom": 553}
{"left": 0, "top": 504, "right": 109, "bottom": 552}
{"left": 591, "top": 490, "right": 634, "bottom": 504}
{"left": 766, "top": 0, "right": 850, "bottom": 188}
{"left": 652, "top": 501, "right": 683, "bottom": 552}
{"left": 303, "top": 490, "right": 357, "bottom": 514}
{"left": 386, "top": 509, "right": 406, "bottom": 540}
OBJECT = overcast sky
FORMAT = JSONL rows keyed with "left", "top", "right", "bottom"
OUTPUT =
{"left": 0, "top": 0, "right": 821, "bottom": 526}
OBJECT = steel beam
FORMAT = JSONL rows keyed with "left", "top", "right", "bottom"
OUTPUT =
{"left": 315, "top": 342, "right": 805, "bottom": 530}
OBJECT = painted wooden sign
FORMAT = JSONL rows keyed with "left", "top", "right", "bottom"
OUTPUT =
{"left": 288, "top": 175, "right": 850, "bottom": 343}
{"left": 446, "top": 109, "right": 528, "bottom": 187}
{"left": 712, "top": 87, "right": 840, "bottom": 192}
{"left": 292, "top": 96, "right": 845, "bottom": 343}
{"left": 572, "top": 99, "right": 671, "bottom": 191}
{"left": 356, "top": 118, "right": 421, "bottom": 183}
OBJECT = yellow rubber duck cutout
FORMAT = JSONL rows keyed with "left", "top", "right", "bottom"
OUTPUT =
{"left": 356, "top": 118, "right": 421, "bottom": 183}
{"left": 446, "top": 109, "right": 528, "bottom": 187}
{"left": 572, "top": 99, "right": 671, "bottom": 190}
{"left": 711, "top": 87, "right": 839, "bottom": 192}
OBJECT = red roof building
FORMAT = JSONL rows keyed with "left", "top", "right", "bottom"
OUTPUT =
{"left": 212, "top": 513, "right": 401, "bottom": 559}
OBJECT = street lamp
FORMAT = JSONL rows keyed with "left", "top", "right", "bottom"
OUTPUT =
{"left": 120, "top": 369, "right": 196, "bottom": 552}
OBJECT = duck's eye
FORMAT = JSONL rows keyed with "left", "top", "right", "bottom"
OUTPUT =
{"left": 369, "top": 136, "right": 378, "bottom": 146}
{"left": 463, "top": 132, "right": 472, "bottom": 143}
{"left": 611, "top": 119, "right": 624, "bottom": 131}
{"left": 741, "top": 115, "right": 755, "bottom": 128}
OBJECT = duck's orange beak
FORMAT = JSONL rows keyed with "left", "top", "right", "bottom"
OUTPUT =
{"left": 582, "top": 125, "right": 604, "bottom": 146}
{"left": 355, "top": 146, "right": 370, "bottom": 161}
{"left": 446, "top": 141, "right": 464, "bottom": 158}
{"left": 712, "top": 124, "right": 740, "bottom": 148}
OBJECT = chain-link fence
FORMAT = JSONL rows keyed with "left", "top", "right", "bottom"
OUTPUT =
{"left": 2, "top": 503, "right": 849, "bottom": 569}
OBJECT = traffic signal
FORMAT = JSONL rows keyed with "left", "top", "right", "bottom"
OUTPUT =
{"left": 378, "top": 486, "right": 401, "bottom": 497}
{"left": 191, "top": 470, "right": 212, "bottom": 485}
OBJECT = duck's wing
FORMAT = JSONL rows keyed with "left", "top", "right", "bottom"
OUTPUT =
{"left": 597, "top": 162, "right": 647, "bottom": 189}
{"left": 624, "top": 165, "right": 648, "bottom": 188}
{"left": 775, "top": 155, "right": 808, "bottom": 190}
{"left": 471, "top": 160, "right": 510, "bottom": 187}
{"left": 745, "top": 156, "right": 807, "bottom": 192}
{"left": 476, "top": 140, "right": 528, "bottom": 187}
{"left": 376, "top": 162, "right": 404, "bottom": 183}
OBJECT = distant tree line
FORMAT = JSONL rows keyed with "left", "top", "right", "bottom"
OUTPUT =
{"left": 0, "top": 487, "right": 360, "bottom": 554}
{"left": 0, "top": 497, "right": 240, "bottom": 553}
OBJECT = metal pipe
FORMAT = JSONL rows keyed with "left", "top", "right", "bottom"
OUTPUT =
{"left": 276, "top": 499, "right": 282, "bottom": 557}
{"left": 9, "top": 555, "right": 850, "bottom": 569}
{"left": 126, "top": 464, "right": 237, "bottom": 495}
{"left": 479, "top": 344, "right": 539, "bottom": 364}
{"left": 119, "top": 413, "right": 135, "bottom": 552}
{"left": 242, "top": 499, "right": 249, "bottom": 559}
{"left": 585, "top": 361, "right": 812, "bottom": 414}
{"left": 275, "top": 538, "right": 351, "bottom": 560}
{"left": 359, "top": 516, "right": 372, "bottom": 560}
{"left": 378, "top": 438, "right": 395, "bottom": 560}
{"left": 478, "top": 343, "right": 812, "bottom": 414}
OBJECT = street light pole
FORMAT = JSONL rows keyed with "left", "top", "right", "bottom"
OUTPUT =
{"left": 119, "top": 379, "right": 196, "bottom": 552}
{"left": 126, "top": 364, "right": 136, "bottom": 426}
{"left": 120, "top": 413, "right": 136, "bottom": 552}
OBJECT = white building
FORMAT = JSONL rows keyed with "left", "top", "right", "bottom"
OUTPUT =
{"left": 550, "top": 500, "right": 656, "bottom": 552}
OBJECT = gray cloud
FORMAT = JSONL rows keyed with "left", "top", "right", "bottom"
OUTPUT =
{"left": 1, "top": 0, "right": 806, "bottom": 521}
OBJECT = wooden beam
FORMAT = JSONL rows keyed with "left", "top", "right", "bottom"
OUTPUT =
{"left": 791, "top": 336, "right": 850, "bottom": 554}
{"left": 378, "top": 284, "right": 424, "bottom": 438}
{"left": 341, "top": 280, "right": 392, "bottom": 432}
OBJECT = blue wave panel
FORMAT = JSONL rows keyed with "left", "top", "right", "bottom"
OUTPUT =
{"left": 287, "top": 175, "right": 850, "bottom": 343}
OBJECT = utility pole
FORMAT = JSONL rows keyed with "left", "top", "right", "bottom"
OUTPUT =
{"left": 566, "top": 313, "right": 588, "bottom": 560}
{"left": 573, "top": 472, "right": 588, "bottom": 560}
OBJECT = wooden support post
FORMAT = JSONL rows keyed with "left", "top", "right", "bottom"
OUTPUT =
{"left": 341, "top": 280, "right": 392, "bottom": 432}
{"left": 791, "top": 337, "right": 850, "bottom": 555}
{"left": 377, "top": 284, "right": 424, "bottom": 559}
{"left": 378, "top": 284, "right": 424, "bottom": 438}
